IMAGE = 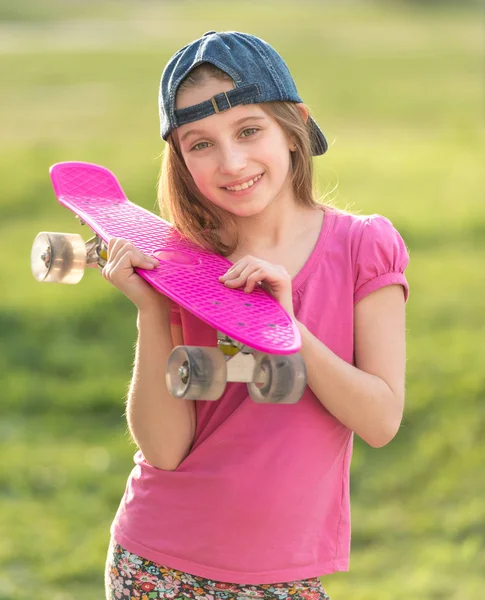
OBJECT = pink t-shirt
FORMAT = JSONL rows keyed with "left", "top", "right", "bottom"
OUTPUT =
{"left": 111, "top": 207, "right": 410, "bottom": 584}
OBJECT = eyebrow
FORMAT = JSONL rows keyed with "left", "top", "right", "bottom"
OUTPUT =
{"left": 179, "top": 115, "right": 267, "bottom": 143}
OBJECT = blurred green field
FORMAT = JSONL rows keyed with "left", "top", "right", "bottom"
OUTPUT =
{"left": 1, "top": 1, "right": 484, "bottom": 599}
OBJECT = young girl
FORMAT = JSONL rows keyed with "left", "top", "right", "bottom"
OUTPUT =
{"left": 104, "top": 31, "right": 409, "bottom": 599}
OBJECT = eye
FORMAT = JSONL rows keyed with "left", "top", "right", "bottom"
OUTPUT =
{"left": 191, "top": 141, "right": 211, "bottom": 152}
{"left": 240, "top": 128, "right": 259, "bottom": 138}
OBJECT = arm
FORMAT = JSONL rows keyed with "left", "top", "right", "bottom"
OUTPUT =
{"left": 126, "top": 311, "right": 196, "bottom": 470}
{"left": 102, "top": 238, "right": 195, "bottom": 471}
{"left": 296, "top": 284, "right": 406, "bottom": 447}
{"left": 219, "top": 251, "right": 407, "bottom": 448}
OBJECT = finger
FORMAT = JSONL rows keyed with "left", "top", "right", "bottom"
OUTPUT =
{"left": 219, "top": 264, "right": 244, "bottom": 281}
{"left": 108, "top": 239, "right": 157, "bottom": 265}
{"left": 122, "top": 241, "right": 158, "bottom": 265}
{"left": 117, "top": 246, "right": 158, "bottom": 272}
{"left": 219, "top": 257, "right": 253, "bottom": 281}
{"left": 106, "top": 238, "right": 128, "bottom": 265}
{"left": 104, "top": 243, "right": 158, "bottom": 280}
{"left": 102, "top": 241, "right": 122, "bottom": 279}
{"left": 107, "top": 237, "right": 129, "bottom": 258}
{"left": 244, "top": 268, "right": 266, "bottom": 293}
{"left": 222, "top": 264, "right": 263, "bottom": 289}
{"left": 107, "top": 237, "right": 118, "bottom": 256}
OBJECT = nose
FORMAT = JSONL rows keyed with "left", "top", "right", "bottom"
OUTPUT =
{"left": 218, "top": 142, "right": 248, "bottom": 175}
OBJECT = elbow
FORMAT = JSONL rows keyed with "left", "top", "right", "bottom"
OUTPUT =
{"left": 137, "top": 440, "right": 191, "bottom": 471}
{"left": 153, "top": 463, "right": 180, "bottom": 472}
{"left": 363, "top": 415, "right": 403, "bottom": 449}
{"left": 365, "top": 389, "right": 404, "bottom": 448}
{"left": 366, "top": 430, "right": 397, "bottom": 449}
{"left": 143, "top": 452, "right": 184, "bottom": 471}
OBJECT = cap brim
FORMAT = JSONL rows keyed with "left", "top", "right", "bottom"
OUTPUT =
{"left": 308, "top": 117, "right": 328, "bottom": 156}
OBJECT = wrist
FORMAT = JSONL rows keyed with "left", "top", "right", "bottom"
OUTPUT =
{"left": 294, "top": 320, "right": 311, "bottom": 351}
{"left": 137, "top": 301, "right": 171, "bottom": 328}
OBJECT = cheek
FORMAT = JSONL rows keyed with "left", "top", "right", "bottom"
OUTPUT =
{"left": 184, "top": 158, "right": 211, "bottom": 190}
{"left": 259, "top": 134, "right": 292, "bottom": 171}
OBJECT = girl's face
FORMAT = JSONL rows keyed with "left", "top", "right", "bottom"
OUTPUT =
{"left": 175, "top": 78, "right": 295, "bottom": 218}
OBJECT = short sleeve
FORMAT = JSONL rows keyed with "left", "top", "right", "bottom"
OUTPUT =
{"left": 169, "top": 299, "right": 182, "bottom": 327}
{"left": 353, "top": 215, "right": 409, "bottom": 304}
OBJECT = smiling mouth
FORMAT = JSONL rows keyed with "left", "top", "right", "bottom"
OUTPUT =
{"left": 224, "top": 174, "right": 263, "bottom": 192}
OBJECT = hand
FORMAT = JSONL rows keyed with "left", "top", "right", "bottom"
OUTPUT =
{"left": 219, "top": 255, "right": 295, "bottom": 318}
{"left": 102, "top": 238, "right": 167, "bottom": 312}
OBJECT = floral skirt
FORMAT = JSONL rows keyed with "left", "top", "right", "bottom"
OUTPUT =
{"left": 105, "top": 540, "right": 330, "bottom": 600}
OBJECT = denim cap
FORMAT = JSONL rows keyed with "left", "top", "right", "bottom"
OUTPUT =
{"left": 159, "top": 31, "right": 328, "bottom": 156}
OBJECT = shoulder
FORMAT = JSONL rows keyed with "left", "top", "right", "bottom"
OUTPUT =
{"left": 324, "top": 207, "right": 410, "bottom": 304}
{"left": 325, "top": 207, "right": 400, "bottom": 245}
{"left": 326, "top": 207, "right": 407, "bottom": 256}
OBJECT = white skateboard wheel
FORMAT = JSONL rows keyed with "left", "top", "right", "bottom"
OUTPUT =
{"left": 248, "top": 353, "right": 307, "bottom": 404}
{"left": 166, "top": 346, "right": 227, "bottom": 401}
{"left": 31, "top": 232, "right": 87, "bottom": 284}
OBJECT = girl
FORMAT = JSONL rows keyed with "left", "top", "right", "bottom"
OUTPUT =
{"left": 104, "top": 31, "right": 409, "bottom": 599}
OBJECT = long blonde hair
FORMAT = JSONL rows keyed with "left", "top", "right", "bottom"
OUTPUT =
{"left": 158, "top": 63, "right": 323, "bottom": 256}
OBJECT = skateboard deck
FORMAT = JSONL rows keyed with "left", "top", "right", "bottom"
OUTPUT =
{"left": 49, "top": 162, "right": 301, "bottom": 355}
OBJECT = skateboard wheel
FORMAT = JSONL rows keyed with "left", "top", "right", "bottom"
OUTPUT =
{"left": 166, "top": 346, "right": 227, "bottom": 401}
{"left": 31, "top": 232, "right": 87, "bottom": 284}
{"left": 248, "top": 353, "right": 307, "bottom": 404}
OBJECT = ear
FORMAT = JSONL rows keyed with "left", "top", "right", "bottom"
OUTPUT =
{"left": 295, "top": 103, "right": 309, "bottom": 124}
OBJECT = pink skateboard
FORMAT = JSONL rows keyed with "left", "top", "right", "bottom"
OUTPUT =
{"left": 31, "top": 162, "right": 306, "bottom": 403}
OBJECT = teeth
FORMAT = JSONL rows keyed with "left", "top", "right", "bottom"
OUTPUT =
{"left": 226, "top": 174, "right": 262, "bottom": 192}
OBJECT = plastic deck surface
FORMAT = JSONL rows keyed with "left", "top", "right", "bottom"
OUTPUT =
{"left": 49, "top": 162, "right": 301, "bottom": 354}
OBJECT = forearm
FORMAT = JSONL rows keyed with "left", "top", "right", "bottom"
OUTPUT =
{"left": 126, "top": 307, "right": 195, "bottom": 470}
{"left": 297, "top": 322, "right": 403, "bottom": 448}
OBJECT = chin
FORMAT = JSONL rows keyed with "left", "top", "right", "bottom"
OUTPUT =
{"left": 226, "top": 203, "right": 269, "bottom": 218}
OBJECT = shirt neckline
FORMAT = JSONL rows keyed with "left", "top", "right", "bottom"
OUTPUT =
{"left": 291, "top": 206, "right": 335, "bottom": 293}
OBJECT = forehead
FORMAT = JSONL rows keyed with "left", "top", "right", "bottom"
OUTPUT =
{"left": 175, "top": 77, "right": 234, "bottom": 110}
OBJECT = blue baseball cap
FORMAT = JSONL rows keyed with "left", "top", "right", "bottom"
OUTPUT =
{"left": 159, "top": 31, "right": 328, "bottom": 156}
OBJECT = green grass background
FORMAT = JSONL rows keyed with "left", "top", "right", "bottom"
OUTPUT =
{"left": 1, "top": 1, "right": 484, "bottom": 598}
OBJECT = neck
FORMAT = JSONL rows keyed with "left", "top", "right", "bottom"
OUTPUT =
{"left": 228, "top": 194, "right": 321, "bottom": 257}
